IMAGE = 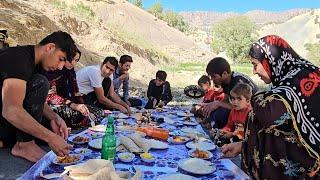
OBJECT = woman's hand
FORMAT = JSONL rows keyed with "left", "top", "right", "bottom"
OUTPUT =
{"left": 71, "top": 103, "right": 90, "bottom": 116}
{"left": 221, "top": 142, "right": 242, "bottom": 158}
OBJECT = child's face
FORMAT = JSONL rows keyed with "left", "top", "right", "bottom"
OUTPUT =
{"left": 212, "top": 84, "right": 222, "bottom": 91}
{"left": 200, "top": 82, "right": 210, "bottom": 92}
{"left": 229, "top": 92, "right": 250, "bottom": 111}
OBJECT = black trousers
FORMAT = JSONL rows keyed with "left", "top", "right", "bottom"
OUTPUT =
{"left": 83, "top": 78, "right": 111, "bottom": 109}
{"left": 0, "top": 74, "right": 49, "bottom": 146}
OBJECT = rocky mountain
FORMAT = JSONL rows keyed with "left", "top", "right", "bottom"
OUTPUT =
{"left": 180, "top": 9, "right": 311, "bottom": 33}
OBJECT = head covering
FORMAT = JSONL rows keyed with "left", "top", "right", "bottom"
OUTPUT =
{"left": 249, "top": 35, "right": 320, "bottom": 173}
{"left": 0, "top": 29, "right": 8, "bottom": 42}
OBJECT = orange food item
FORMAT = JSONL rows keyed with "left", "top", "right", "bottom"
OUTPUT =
{"left": 193, "top": 149, "right": 209, "bottom": 159}
{"left": 136, "top": 127, "right": 169, "bottom": 141}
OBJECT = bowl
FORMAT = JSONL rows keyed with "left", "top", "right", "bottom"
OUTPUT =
{"left": 140, "top": 152, "right": 155, "bottom": 163}
{"left": 118, "top": 152, "right": 135, "bottom": 163}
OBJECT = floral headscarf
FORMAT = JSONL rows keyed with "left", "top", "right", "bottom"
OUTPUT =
{"left": 249, "top": 35, "right": 320, "bottom": 173}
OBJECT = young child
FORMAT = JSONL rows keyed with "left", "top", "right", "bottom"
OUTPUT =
{"left": 145, "top": 70, "right": 173, "bottom": 109}
{"left": 198, "top": 75, "right": 224, "bottom": 103}
{"left": 215, "top": 83, "right": 252, "bottom": 143}
{"left": 191, "top": 75, "right": 224, "bottom": 127}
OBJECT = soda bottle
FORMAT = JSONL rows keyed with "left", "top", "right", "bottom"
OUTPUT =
{"left": 101, "top": 117, "right": 116, "bottom": 161}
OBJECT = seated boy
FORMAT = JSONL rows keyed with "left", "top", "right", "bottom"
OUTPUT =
{"left": 211, "top": 83, "right": 252, "bottom": 145}
{"left": 198, "top": 75, "right": 224, "bottom": 103}
{"left": 145, "top": 70, "right": 173, "bottom": 109}
{"left": 191, "top": 75, "right": 224, "bottom": 127}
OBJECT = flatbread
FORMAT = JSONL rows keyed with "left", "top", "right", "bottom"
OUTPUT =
{"left": 128, "top": 133, "right": 151, "bottom": 152}
{"left": 119, "top": 135, "right": 142, "bottom": 153}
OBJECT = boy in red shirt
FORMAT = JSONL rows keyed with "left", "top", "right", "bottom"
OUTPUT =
{"left": 198, "top": 75, "right": 224, "bottom": 103}
{"left": 219, "top": 83, "right": 252, "bottom": 141}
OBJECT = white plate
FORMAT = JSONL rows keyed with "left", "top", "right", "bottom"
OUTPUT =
{"left": 89, "top": 138, "right": 120, "bottom": 149}
{"left": 116, "top": 113, "right": 129, "bottom": 119}
{"left": 163, "top": 117, "right": 175, "bottom": 124}
{"left": 146, "top": 139, "right": 169, "bottom": 150}
{"left": 181, "top": 128, "right": 201, "bottom": 135}
{"left": 157, "top": 173, "right": 197, "bottom": 180}
{"left": 177, "top": 112, "right": 193, "bottom": 117}
{"left": 168, "top": 136, "right": 190, "bottom": 145}
{"left": 67, "top": 135, "right": 91, "bottom": 144}
{"left": 188, "top": 149, "right": 213, "bottom": 160}
{"left": 88, "top": 125, "right": 106, "bottom": 132}
{"left": 86, "top": 132, "right": 104, "bottom": 139}
{"left": 183, "top": 121, "right": 197, "bottom": 126}
{"left": 53, "top": 154, "right": 83, "bottom": 166}
{"left": 186, "top": 141, "right": 216, "bottom": 151}
{"left": 178, "top": 158, "right": 215, "bottom": 175}
{"left": 74, "top": 148, "right": 92, "bottom": 156}
{"left": 118, "top": 152, "right": 135, "bottom": 163}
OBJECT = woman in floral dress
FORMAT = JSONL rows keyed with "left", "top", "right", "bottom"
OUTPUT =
{"left": 222, "top": 35, "right": 320, "bottom": 179}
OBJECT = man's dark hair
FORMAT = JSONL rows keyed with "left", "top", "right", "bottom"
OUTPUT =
{"left": 156, "top": 70, "right": 167, "bottom": 81}
{"left": 39, "top": 31, "right": 77, "bottom": 62}
{"left": 198, "top": 75, "right": 211, "bottom": 86}
{"left": 206, "top": 57, "right": 231, "bottom": 76}
{"left": 119, "top": 55, "right": 133, "bottom": 64}
{"left": 102, "top": 56, "right": 118, "bottom": 67}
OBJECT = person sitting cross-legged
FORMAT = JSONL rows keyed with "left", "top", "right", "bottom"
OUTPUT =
{"left": 76, "top": 56, "right": 131, "bottom": 114}
{"left": 145, "top": 70, "right": 173, "bottom": 109}
{"left": 0, "top": 31, "right": 75, "bottom": 162}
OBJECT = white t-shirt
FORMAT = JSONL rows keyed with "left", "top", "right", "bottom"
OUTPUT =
{"left": 76, "top": 65, "right": 104, "bottom": 95}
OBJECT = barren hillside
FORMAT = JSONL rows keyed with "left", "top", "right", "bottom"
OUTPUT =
{"left": 259, "top": 9, "right": 320, "bottom": 57}
{"left": 0, "top": 0, "right": 214, "bottom": 88}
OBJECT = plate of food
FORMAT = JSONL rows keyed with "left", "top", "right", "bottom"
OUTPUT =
{"left": 115, "top": 113, "right": 130, "bottom": 119}
{"left": 146, "top": 139, "right": 169, "bottom": 150}
{"left": 140, "top": 152, "right": 155, "bottom": 163}
{"left": 177, "top": 112, "right": 193, "bottom": 117}
{"left": 168, "top": 136, "right": 190, "bottom": 144}
{"left": 178, "top": 158, "right": 215, "bottom": 175}
{"left": 186, "top": 141, "right": 216, "bottom": 151}
{"left": 157, "top": 173, "right": 197, "bottom": 180}
{"left": 68, "top": 135, "right": 91, "bottom": 144}
{"left": 74, "top": 148, "right": 92, "bottom": 156}
{"left": 53, "top": 154, "right": 83, "bottom": 166}
{"left": 86, "top": 132, "right": 104, "bottom": 139}
{"left": 117, "top": 152, "right": 135, "bottom": 163}
{"left": 88, "top": 138, "right": 120, "bottom": 149}
{"left": 88, "top": 125, "right": 106, "bottom": 132}
{"left": 188, "top": 149, "right": 213, "bottom": 160}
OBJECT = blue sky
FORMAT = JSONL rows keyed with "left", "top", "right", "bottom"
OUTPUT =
{"left": 142, "top": 0, "right": 320, "bottom": 13}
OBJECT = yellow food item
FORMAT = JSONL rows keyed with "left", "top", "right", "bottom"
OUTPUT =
{"left": 120, "top": 154, "right": 132, "bottom": 159}
{"left": 141, "top": 152, "right": 153, "bottom": 159}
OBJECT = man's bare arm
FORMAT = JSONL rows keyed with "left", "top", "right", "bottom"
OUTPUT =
{"left": 109, "top": 83, "right": 130, "bottom": 110}
{"left": 2, "top": 78, "right": 56, "bottom": 143}
{"left": 94, "top": 87, "right": 124, "bottom": 110}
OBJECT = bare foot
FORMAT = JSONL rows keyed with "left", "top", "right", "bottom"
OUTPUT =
{"left": 11, "top": 141, "right": 46, "bottom": 162}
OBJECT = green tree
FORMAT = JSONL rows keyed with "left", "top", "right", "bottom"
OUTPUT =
{"left": 134, "top": 0, "right": 143, "bottom": 8}
{"left": 160, "top": 11, "right": 189, "bottom": 33}
{"left": 211, "top": 16, "right": 257, "bottom": 63}
{"left": 305, "top": 43, "right": 320, "bottom": 65}
{"left": 148, "top": 1, "right": 163, "bottom": 17}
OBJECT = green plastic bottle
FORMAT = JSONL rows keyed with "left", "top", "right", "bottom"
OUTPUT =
{"left": 101, "top": 116, "right": 116, "bottom": 161}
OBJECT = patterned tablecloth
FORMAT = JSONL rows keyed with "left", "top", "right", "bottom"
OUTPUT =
{"left": 20, "top": 107, "right": 249, "bottom": 180}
